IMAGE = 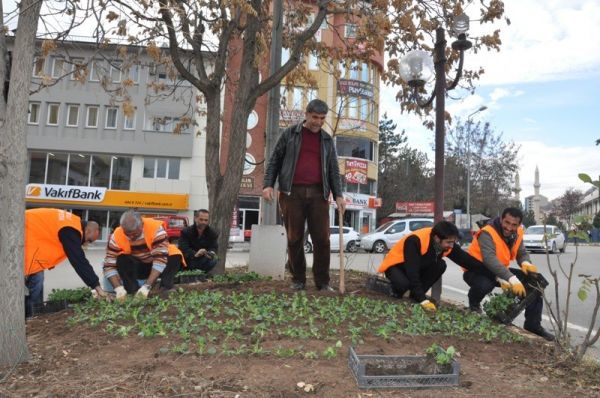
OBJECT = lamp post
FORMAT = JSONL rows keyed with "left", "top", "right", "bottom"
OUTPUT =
{"left": 399, "top": 14, "right": 473, "bottom": 300}
{"left": 466, "top": 105, "right": 487, "bottom": 232}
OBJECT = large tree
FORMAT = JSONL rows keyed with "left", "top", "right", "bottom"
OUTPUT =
{"left": 445, "top": 118, "right": 520, "bottom": 217}
{"left": 0, "top": 0, "right": 43, "bottom": 366}
{"left": 556, "top": 188, "right": 584, "bottom": 228}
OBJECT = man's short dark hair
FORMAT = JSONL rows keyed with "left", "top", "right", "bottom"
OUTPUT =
{"left": 501, "top": 207, "right": 523, "bottom": 222}
{"left": 194, "top": 209, "right": 209, "bottom": 216}
{"left": 431, "top": 221, "right": 459, "bottom": 240}
{"left": 306, "top": 99, "right": 328, "bottom": 114}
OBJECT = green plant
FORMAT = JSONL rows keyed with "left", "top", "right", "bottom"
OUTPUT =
{"left": 483, "top": 292, "right": 517, "bottom": 319}
{"left": 425, "top": 343, "right": 456, "bottom": 366}
{"left": 47, "top": 287, "right": 92, "bottom": 303}
{"left": 175, "top": 269, "right": 207, "bottom": 277}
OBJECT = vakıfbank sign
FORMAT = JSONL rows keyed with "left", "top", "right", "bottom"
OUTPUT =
{"left": 26, "top": 184, "right": 106, "bottom": 202}
{"left": 26, "top": 184, "right": 188, "bottom": 210}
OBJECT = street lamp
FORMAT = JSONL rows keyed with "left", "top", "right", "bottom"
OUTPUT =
{"left": 399, "top": 14, "right": 473, "bottom": 223}
{"left": 399, "top": 14, "right": 473, "bottom": 301}
{"left": 466, "top": 106, "right": 487, "bottom": 233}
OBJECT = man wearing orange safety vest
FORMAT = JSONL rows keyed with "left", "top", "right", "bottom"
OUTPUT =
{"left": 103, "top": 210, "right": 184, "bottom": 301}
{"left": 378, "top": 221, "right": 485, "bottom": 312}
{"left": 24, "top": 208, "right": 108, "bottom": 317}
{"left": 465, "top": 207, "right": 554, "bottom": 341}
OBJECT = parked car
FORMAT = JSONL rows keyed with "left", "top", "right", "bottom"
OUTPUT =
{"left": 304, "top": 226, "right": 360, "bottom": 253}
{"left": 153, "top": 215, "right": 189, "bottom": 242}
{"left": 357, "top": 218, "right": 434, "bottom": 253}
{"left": 523, "top": 225, "right": 566, "bottom": 253}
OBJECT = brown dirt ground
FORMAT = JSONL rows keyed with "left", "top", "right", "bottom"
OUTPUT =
{"left": 2, "top": 270, "right": 600, "bottom": 397}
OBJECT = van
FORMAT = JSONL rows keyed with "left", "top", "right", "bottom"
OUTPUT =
{"left": 357, "top": 218, "right": 433, "bottom": 253}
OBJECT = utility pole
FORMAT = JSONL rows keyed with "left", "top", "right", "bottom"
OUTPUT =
{"left": 261, "top": 0, "right": 283, "bottom": 225}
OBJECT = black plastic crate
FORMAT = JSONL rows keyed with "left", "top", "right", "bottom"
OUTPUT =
{"left": 366, "top": 275, "right": 393, "bottom": 296}
{"left": 31, "top": 300, "right": 69, "bottom": 316}
{"left": 348, "top": 347, "right": 460, "bottom": 389}
{"left": 491, "top": 273, "right": 549, "bottom": 324}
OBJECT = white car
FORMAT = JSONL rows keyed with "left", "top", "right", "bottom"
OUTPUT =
{"left": 304, "top": 226, "right": 360, "bottom": 253}
{"left": 523, "top": 225, "right": 566, "bottom": 253}
{"left": 357, "top": 218, "right": 434, "bottom": 253}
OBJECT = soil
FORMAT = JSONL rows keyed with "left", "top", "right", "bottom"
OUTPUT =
{"left": 364, "top": 358, "right": 452, "bottom": 376}
{"left": 2, "top": 269, "right": 600, "bottom": 398}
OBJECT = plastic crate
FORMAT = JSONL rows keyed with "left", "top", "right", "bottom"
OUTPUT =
{"left": 348, "top": 347, "right": 460, "bottom": 389}
{"left": 174, "top": 274, "right": 208, "bottom": 284}
{"left": 31, "top": 300, "right": 69, "bottom": 316}
{"left": 492, "top": 273, "right": 549, "bottom": 324}
{"left": 365, "top": 275, "right": 393, "bottom": 296}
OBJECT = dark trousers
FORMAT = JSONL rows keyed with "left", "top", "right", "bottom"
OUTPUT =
{"left": 463, "top": 267, "right": 543, "bottom": 329}
{"left": 25, "top": 271, "right": 45, "bottom": 317}
{"left": 279, "top": 184, "right": 330, "bottom": 288}
{"left": 186, "top": 256, "right": 217, "bottom": 272}
{"left": 384, "top": 260, "right": 446, "bottom": 301}
{"left": 116, "top": 255, "right": 182, "bottom": 293}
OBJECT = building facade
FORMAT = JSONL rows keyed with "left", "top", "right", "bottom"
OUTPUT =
{"left": 17, "top": 39, "right": 210, "bottom": 241}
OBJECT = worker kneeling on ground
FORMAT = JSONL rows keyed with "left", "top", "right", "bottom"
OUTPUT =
{"left": 378, "top": 221, "right": 485, "bottom": 312}
{"left": 24, "top": 208, "right": 108, "bottom": 317}
{"left": 464, "top": 207, "right": 555, "bottom": 341}
{"left": 103, "top": 210, "right": 183, "bottom": 301}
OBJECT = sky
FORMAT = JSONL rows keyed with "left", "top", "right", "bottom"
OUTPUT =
{"left": 379, "top": 0, "right": 600, "bottom": 202}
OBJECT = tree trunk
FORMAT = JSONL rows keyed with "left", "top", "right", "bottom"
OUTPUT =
{"left": 0, "top": 0, "right": 42, "bottom": 366}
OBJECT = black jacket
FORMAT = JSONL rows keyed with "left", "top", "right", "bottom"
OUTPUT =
{"left": 178, "top": 224, "right": 219, "bottom": 262}
{"left": 263, "top": 122, "right": 343, "bottom": 200}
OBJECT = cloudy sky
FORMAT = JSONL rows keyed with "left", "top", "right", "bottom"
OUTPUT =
{"left": 380, "top": 0, "right": 600, "bottom": 201}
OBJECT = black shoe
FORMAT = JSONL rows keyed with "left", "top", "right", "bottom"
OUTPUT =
{"left": 524, "top": 326, "right": 556, "bottom": 342}
{"left": 468, "top": 305, "right": 482, "bottom": 314}
{"left": 317, "top": 285, "right": 335, "bottom": 292}
{"left": 290, "top": 282, "right": 305, "bottom": 291}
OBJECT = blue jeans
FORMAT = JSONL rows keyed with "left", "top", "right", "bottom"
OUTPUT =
{"left": 25, "top": 271, "right": 44, "bottom": 317}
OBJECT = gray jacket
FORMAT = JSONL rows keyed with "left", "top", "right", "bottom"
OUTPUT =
{"left": 478, "top": 219, "right": 531, "bottom": 280}
{"left": 263, "top": 122, "right": 343, "bottom": 200}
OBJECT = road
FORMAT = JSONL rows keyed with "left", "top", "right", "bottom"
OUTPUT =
{"left": 43, "top": 243, "right": 600, "bottom": 357}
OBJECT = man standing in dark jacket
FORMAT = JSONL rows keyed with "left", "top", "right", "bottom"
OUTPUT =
{"left": 263, "top": 99, "right": 345, "bottom": 292}
{"left": 178, "top": 209, "right": 219, "bottom": 272}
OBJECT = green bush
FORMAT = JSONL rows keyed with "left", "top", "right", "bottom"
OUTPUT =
{"left": 483, "top": 292, "right": 517, "bottom": 319}
{"left": 47, "top": 287, "right": 92, "bottom": 303}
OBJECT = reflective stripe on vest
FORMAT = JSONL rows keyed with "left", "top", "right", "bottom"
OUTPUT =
{"left": 377, "top": 227, "right": 452, "bottom": 273}
{"left": 24, "top": 208, "right": 83, "bottom": 276}
{"left": 468, "top": 225, "right": 523, "bottom": 267}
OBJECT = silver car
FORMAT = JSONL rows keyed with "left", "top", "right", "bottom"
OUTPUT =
{"left": 523, "top": 225, "right": 566, "bottom": 253}
{"left": 357, "top": 218, "right": 434, "bottom": 253}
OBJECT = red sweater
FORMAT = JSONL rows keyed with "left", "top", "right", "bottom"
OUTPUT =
{"left": 292, "top": 127, "right": 322, "bottom": 185}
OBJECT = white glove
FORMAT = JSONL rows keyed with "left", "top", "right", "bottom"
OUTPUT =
{"left": 135, "top": 284, "right": 151, "bottom": 299}
{"left": 115, "top": 286, "right": 128, "bottom": 302}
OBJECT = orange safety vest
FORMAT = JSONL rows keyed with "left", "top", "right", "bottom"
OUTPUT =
{"left": 378, "top": 227, "right": 452, "bottom": 274}
{"left": 468, "top": 224, "right": 523, "bottom": 267}
{"left": 24, "top": 208, "right": 83, "bottom": 276}
{"left": 112, "top": 218, "right": 186, "bottom": 266}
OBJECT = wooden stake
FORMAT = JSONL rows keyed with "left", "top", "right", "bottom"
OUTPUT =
{"left": 338, "top": 208, "right": 345, "bottom": 294}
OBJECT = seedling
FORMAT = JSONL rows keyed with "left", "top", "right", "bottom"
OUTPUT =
{"left": 425, "top": 343, "right": 456, "bottom": 366}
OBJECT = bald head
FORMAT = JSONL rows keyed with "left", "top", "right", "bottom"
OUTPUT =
{"left": 84, "top": 221, "right": 100, "bottom": 243}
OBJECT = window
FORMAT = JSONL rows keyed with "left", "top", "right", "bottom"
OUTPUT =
{"left": 66, "top": 104, "right": 79, "bottom": 127}
{"left": 46, "top": 152, "right": 68, "bottom": 184}
{"left": 280, "top": 87, "right": 288, "bottom": 107}
{"left": 361, "top": 62, "right": 369, "bottom": 82}
{"left": 32, "top": 57, "right": 45, "bottom": 77}
{"left": 28, "top": 103, "right": 40, "bottom": 124}
{"left": 89, "top": 60, "right": 100, "bottom": 82}
{"left": 47, "top": 103, "right": 60, "bottom": 125}
{"left": 90, "top": 155, "right": 111, "bottom": 187}
{"left": 388, "top": 222, "right": 406, "bottom": 234}
{"left": 67, "top": 153, "right": 90, "bottom": 186}
{"left": 110, "top": 62, "right": 122, "bottom": 83}
{"left": 86, "top": 106, "right": 98, "bottom": 128}
{"left": 292, "top": 87, "right": 303, "bottom": 109}
{"left": 360, "top": 98, "right": 369, "bottom": 121}
{"left": 336, "top": 136, "right": 375, "bottom": 161}
{"left": 409, "top": 220, "right": 433, "bottom": 231}
{"left": 105, "top": 107, "right": 118, "bottom": 129}
{"left": 343, "top": 179, "right": 375, "bottom": 195}
{"left": 143, "top": 157, "right": 180, "bottom": 179}
{"left": 345, "top": 24, "right": 357, "bottom": 38}
{"left": 347, "top": 96, "right": 359, "bottom": 119}
{"left": 128, "top": 64, "right": 140, "bottom": 83}
{"left": 111, "top": 156, "right": 132, "bottom": 190}
{"left": 51, "top": 58, "right": 65, "bottom": 78}
{"left": 308, "top": 53, "right": 318, "bottom": 70}
{"left": 307, "top": 88, "right": 317, "bottom": 102}
{"left": 349, "top": 61, "right": 360, "bottom": 80}
{"left": 28, "top": 152, "right": 47, "bottom": 183}
{"left": 124, "top": 110, "right": 136, "bottom": 129}
{"left": 281, "top": 48, "right": 290, "bottom": 64}
{"left": 70, "top": 58, "right": 85, "bottom": 80}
